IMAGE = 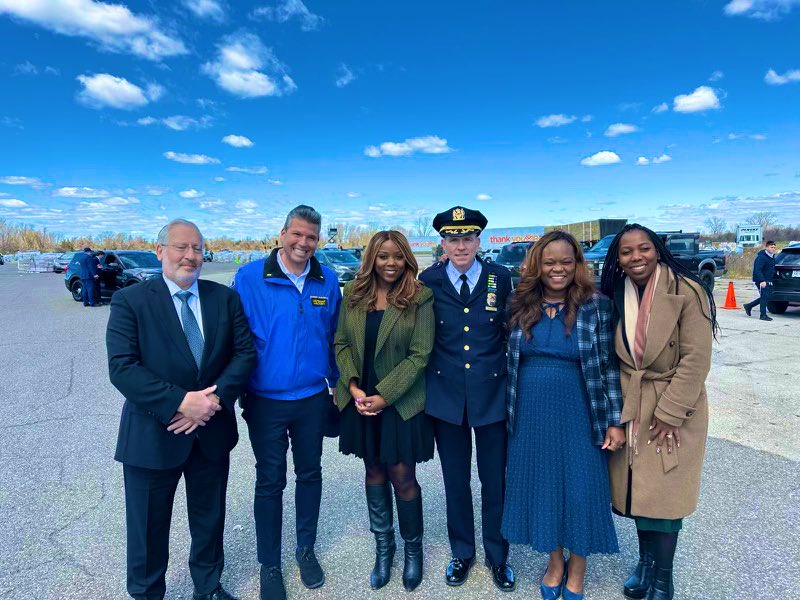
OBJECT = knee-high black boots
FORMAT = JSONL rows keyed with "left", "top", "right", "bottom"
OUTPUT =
{"left": 624, "top": 529, "right": 655, "bottom": 599}
{"left": 395, "top": 492, "right": 423, "bottom": 591}
{"left": 366, "top": 483, "right": 396, "bottom": 589}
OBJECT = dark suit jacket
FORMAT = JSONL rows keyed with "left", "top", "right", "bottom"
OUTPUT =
{"left": 334, "top": 284, "right": 434, "bottom": 420}
{"left": 78, "top": 253, "right": 99, "bottom": 279}
{"left": 107, "top": 277, "right": 257, "bottom": 470}
{"left": 752, "top": 249, "right": 775, "bottom": 284}
{"left": 419, "top": 258, "right": 512, "bottom": 427}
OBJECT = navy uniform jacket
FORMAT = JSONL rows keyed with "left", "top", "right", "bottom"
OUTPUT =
{"left": 419, "top": 258, "right": 512, "bottom": 427}
{"left": 78, "top": 253, "right": 100, "bottom": 279}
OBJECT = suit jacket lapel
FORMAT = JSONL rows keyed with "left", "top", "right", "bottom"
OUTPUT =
{"left": 352, "top": 305, "right": 367, "bottom": 367}
{"left": 641, "top": 268, "right": 682, "bottom": 369}
{"left": 151, "top": 278, "right": 198, "bottom": 374}
{"left": 440, "top": 260, "right": 463, "bottom": 303}
{"left": 375, "top": 303, "right": 402, "bottom": 357}
{"left": 198, "top": 280, "right": 218, "bottom": 369}
{"left": 468, "top": 261, "right": 489, "bottom": 303}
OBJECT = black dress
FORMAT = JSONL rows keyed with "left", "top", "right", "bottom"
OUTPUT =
{"left": 339, "top": 310, "right": 434, "bottom": 465}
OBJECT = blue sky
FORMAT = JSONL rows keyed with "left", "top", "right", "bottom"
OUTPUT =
{"left": 1, "top": 0, "right": 799, "bottom": 239}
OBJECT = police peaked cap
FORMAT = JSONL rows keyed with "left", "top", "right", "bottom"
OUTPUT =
{"left": 433, "top": 206, "right": 488, "bottom": 237}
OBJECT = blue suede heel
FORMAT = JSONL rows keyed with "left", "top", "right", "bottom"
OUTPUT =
{"left": 540, "top": 561, "right": 567, "bottom": 600}
{"left": 563, "top": 559, "right": 585, "bottom": 600}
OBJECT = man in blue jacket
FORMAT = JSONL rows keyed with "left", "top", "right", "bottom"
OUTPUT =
{"left": 77, "top": 246, "right": 101, "bottom": 306}
{"left": 419, "top": 206, "right": 516, "bottom": 592}
{"left": 232, "top": 205, "right": 340, "bottom": 600}
{"left": 744, "top": 240, "right": 777, "bottom": 321}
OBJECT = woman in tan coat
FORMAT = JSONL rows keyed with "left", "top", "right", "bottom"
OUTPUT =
{"left": 600, "top": 224, "right": 718, "bottom": 600}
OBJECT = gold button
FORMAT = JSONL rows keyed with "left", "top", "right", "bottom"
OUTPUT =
{"left": 464, "top": 307, "right": 470, "bottom": 313}
{"left": 464, "top": 345, "right": 470, "bottom": 351}
{"left": 464, "top": 326, "right": 469, "bottom": 332}
{"left": 465, "top": 363, "right": 471, "bottom": 369}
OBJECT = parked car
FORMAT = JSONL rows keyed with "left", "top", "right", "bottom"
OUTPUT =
{"left": 64, "top": 250, "right": 161, "bottom": 302}
{"left": 769, "top": 242, "right": 800, "bottom": 314}
{"left": 584, "top": 234, "right": 616, "bottom": 284}
{"left": 494, "top": 241, "right": 533, "bottom": 287}
{"left": 53, "top": 251, "right": 76, "bottom": 273}
{"left": 316, "top": 249, "right": 360, "bottom": 283}
{"left": 203, "top": 249, "right": 214, "bottom": 262}
{"left": 483, "top": 248, "right": 502, "bottom": 262}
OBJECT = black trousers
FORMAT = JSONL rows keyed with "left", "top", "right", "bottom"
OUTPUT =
{"left": 433, "top": 414, "right": 509, "bottom": 566}
{"left": 242, "top": 390, "right": 328, "bottom": 566}
{"left": 744, "top": 282, "right": 772, "bottom": 317}
{"left": 123, "top": 441, "right": 230, "bottom": 600}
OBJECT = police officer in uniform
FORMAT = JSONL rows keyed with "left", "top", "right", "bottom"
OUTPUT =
{"left": 419, "top": 207, "right": 515, "bottom": 591}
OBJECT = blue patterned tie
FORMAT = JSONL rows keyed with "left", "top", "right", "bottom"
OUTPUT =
{"left": 176, "top": 290, "right": 204, "bottom": 369}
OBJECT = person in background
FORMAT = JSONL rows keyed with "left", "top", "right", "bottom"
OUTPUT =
{"left": 600, "top": 224, "right": 718, "bottom": 600}
{"left": 107, "top": 218, "right": 256, "bottom": 600}
{"left": 335, "top": 230, "right": 435, "bottom": 592}
{"left": 420, "top": 206, "right": 516, "bottom": 592}
{"left": 93, "top": 250, "right": 105, "bottom": 305}
{"left": 743, "top": 240, "right": 777, "bottom": 321}
{"left": 232, "top": 205, "right": 341, "bottom": 600}
{"left": 78, "top": 246, "right": 100, "bottom": 307}
{"left": 503, "top": 231, "right": 624, "bottom": 600}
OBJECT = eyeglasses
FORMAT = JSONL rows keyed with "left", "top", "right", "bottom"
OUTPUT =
{"left": 165, "top": 244, "right": 203, "bottom": 254}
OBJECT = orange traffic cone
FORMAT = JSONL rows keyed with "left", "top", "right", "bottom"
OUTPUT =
{"left": 721, "top": 281, "right": 740, "bottom": 309}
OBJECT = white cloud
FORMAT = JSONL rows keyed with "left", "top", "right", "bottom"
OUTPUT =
{"left": 179, "top": 189, "right": 205, "bottom": 198}
{"left": 183, "top": 0, "right": 225, "bottom": 22}
{"left": 764, "top": 68, "right": 800, "bottom": 85}
{"left": 202, "top": 32, "right": 296, "bottom": 98}
{"left": 164, "top": 151, "right": 220, "bottom": 165}
{"left": 724, "top": 0, "right": 800, "bottom": 20}
{"left": 652, "top": 153, "right": 672, "bottom": 164}
{"left": 137, "top": 115, "right": 212, "bottom": 130}
{"left": 335, "top": 63, "right": 355, "bottom": 88}
{"left": 709, "top": 70, "right": 725, "bottom": 81}
{"left": 0, "top": 199, "right": 27, "bottom": 207}
{"left": 200, "top": 199, "right": 225, "bottom": 209}
{"left": 222, "top": 134, "right": 254, "bottom": 147}
{"left": 236, "top": 199, "right": 258, "bottom": 213}
{"left": 251, "top": 0, "right": 324, "bottom": 31}
{"left": 13, "top": 61, "right": 38, "bottom": 75}
{"left": 580, "top": 115, "right": 593, "bottom": 122}
{"left": 77, "top": 73, "right": 161, "bottom": 110}
{"left": 346, "top": 192, "right": 361, "bottom": 198}
{"left": 636, "top": 157, "right": 650, "bottom": 166}
{"left": 535, "top": 114, "right": 577, "bottom": 128}
{"left": 53, "top": 186, "right": 110, "bottom": 198}
{"left": 652, "top": 102, "right": 669, "bottom": 114}
{"left": 0, "top": 0, "right": 187, "bottom": 60}
{"left": 637, "top": 153, "right": 671, "bottom": 165}
{"left": 144, "top": 186, "right": 168, "bottom": 196}
{"left": 0, "top": 175, "right": 47, "bottom": 188}
{"left": 364, "top": 135, "right": 453, "bottom": 157}
{"left": 750, "top": 133, "right": 768, "bottom": 140}
{"left": 604, "top": 123, "right": 640, "bottom": 137}
{"left": 672, "top": 86, "right": 721, "bottom": 113}
{"left": 226, "top": 165, "right": 268, "bottom": 174}
{"left": 268, "top": 179, "right": 283, "bottom": 185}
{"left": 213, "top": 176, "right": 226, "bottom": 182}
{"left": 476, "top": 193, "right": 492, "bottom": 201}
{"left": 547, "top": 136, "right": 567, "bottom": 144}
{"left": 580, "top": 151, "right": 621, "bottom": 167}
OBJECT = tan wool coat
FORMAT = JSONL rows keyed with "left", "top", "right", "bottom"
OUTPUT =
{"left": 608, "top": 267, "right": 712, "bottom": 519}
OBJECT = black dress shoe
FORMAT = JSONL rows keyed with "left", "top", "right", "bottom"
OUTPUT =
{"left": 260, "top": 566, "right": 286, "bottom": 600}
{"left": 445, "top": 556, "right": 474, "bottom": 586}
{"left": 486, "top": 561, "right": 516, "bottom": 592}
{"left": 760, "top": 315, "right": 773, "bottom": 321}
{"left": 296, "top": 546, "right": 325, "bottom": 589}
{"left": 744, "top": 304, "right": 752, "bottom": 317}
{"left": 192, "top": 585, "right": 239, "bottom": 600}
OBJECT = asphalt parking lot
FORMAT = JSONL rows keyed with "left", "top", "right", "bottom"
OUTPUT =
{"left": 1, "top": 263, "right": 798, "bottom": 600}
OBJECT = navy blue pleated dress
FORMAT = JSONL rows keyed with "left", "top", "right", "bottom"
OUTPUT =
{"left": 501, "top": 306, "right": 618, "bottom": 557}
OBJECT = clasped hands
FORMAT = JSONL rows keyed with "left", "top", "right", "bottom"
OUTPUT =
{"left": 349, "top": 382, "right": 387, "bottom": 417}
{"left": 168, "top": 384, "right": 221, "bottom": 435}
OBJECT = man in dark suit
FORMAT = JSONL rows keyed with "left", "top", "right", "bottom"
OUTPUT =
{"left": 78, "top": 246, "right": 100, "bottom": 306}
{"left": 743, "top": 240, "right": 777, "bottom": 321}
{"left": 419, "top": 206, "right": 516, "bottom": 592}
{"left": 107, "top": 218, "right": 256, "bottom": 600}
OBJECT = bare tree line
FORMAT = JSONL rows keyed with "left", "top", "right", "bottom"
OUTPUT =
{"left": 703, "top": 211, "right": 800, "bottom": 242}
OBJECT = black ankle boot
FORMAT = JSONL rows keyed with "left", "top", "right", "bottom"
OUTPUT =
{"left": 623, "top": 543, "right": 654, "bottom": 599}
{"left": 366, "top": 483, "right": 395, "bottom": 589}
{"left": 645, "top": 567, "right": 674, "bottom": 600}
{"left": 395, "top": 493, "right": 423, "bottom": 591}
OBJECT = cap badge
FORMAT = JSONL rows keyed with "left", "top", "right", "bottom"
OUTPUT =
{"left": 453, "top": 207, "right": 465, "bottom": 221}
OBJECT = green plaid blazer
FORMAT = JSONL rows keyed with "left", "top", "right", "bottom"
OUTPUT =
{"left": 335, "top": 283, "right": 435, "bottom": 420}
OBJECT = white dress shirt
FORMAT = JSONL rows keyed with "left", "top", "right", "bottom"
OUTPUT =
{"left": 277, "top": 250, "right": 311, "bottom": 293}
{"left": 163, "top": 275, "right": 204, "bottom": 340}
{"left": 446, "top": 258, "right": 483, "bottom": 295}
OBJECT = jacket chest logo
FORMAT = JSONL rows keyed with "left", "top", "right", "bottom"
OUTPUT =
{"left": 311, "top": 296, "right": 328, "bottom": 307}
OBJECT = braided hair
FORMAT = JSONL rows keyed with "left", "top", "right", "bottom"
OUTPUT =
{"left": 599, "top": 224, "right": 719, "bottom": 338}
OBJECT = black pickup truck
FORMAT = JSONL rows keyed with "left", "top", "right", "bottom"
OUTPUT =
{"left": 585, "top": 231, "right": 726, "bottom": 291}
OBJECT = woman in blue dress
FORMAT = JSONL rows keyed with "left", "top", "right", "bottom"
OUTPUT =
{"left": 502, "top": 230, "right": 626, "bottom": 599}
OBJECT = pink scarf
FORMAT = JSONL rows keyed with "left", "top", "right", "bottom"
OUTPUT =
{"left": 623, "top": 263, "right": 660, "bottom": 463}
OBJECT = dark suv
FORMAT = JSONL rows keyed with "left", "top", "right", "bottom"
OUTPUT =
{"left": 769, "top": 243, "right": 800, "bottom": 314}
{"left": 64, "top": 250, "right": 162, "bottom": 302}
{"left": 494, "top": 241, "right": 533, "bottom": 287}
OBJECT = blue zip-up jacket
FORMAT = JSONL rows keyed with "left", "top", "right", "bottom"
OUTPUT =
{"left": 751, "top": 249, "right": 775, "bottom": 284}
{"left": 233, "top": 248, "right": 341, "bottom": 400}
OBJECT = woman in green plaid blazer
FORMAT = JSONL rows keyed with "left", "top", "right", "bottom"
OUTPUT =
{"left": 334, "top": 231, "right": 434, "bottom": 592}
